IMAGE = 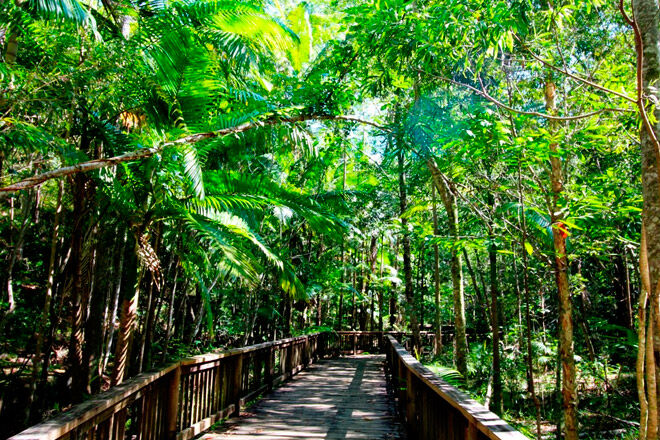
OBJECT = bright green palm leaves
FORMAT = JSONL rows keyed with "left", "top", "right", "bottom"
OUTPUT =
{"left": 182, "top": 170, "right": 345, "bottom": 298}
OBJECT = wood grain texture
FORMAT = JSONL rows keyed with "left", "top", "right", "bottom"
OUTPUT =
{"left": 204, "top": 355, "right": 405, "bottom": 440}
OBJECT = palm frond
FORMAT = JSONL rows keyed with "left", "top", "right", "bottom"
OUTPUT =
{"left": 427, "top": 365, "right": 465, "bottom": 388}
{"left": 182, "top": 211, "right": 261, "bottom": 283}
{"left": 178, "top": 144, "right": 205, "bottom": 199}
{"left": 28, "top": 0, "right": 98, "bottom": 34}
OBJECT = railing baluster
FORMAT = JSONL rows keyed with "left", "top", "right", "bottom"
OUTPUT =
{"left": 383, "top": 335, "right": 526, "bottom": 440}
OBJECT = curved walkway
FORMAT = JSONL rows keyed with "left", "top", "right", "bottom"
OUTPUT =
{"left": 203, "top": 355, "right": 405, "bottom": 440}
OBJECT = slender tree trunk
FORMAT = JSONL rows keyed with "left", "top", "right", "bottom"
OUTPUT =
{"left": 378, "top": 235, "right": 385, "bottom": 332}
{"left": 463, "top": 249, "right": 491, "bottom": 331}
{"left": 98, "top": 229, "right": 118, "bottom": 379}
{"left": 432, "top": 183, "right": 443, "bottom": 355}
{"left": 103, "top": 230, "right": 127, "bottom": 373}
{"left": 488, "top": 220, "right": 502, "bottom": 416}
{"left": 518, "top": 164, "right": 542, "bottom": 440}
{"left": 545, "top": 78, "right": 577, "bottom": 440}
{"left": 418, "top": 243, "right": 426, "bottom": 331}
{"left": 399, "top": 148, "right": 421, "bottom": 353}
{"left": 27, "top": 180, "right": 62, "bottom": 422}
{"left": 111, "top": 240, "right": 141, "bottom": 386}
{"left": 625, "top": 251, "right": 634, "bottom": 330}
{"left": 364, "top": 234, "right": 379, "bottom": 331}
{"left": 390, "top": 239, "right": 400, "bottom": 329}
{"left": 2, "top": 190, "right": 32, "bottom": 335}
{"left": 338, "top": 142, "right": 347, "bottom": 331}
{"left": 138, "top": 225, "right": 163, "bottom": 372}
{"left": 0, "top": 192, "right": 32, "bottom": 335}
{"left": 68, "top": 174, "right": 95, "bottom": 402}
{"left": 284, "top": 293, "right": 292, "bottom": 337}
{"left": 84, "top": 236, "right": 106, "bottom": 394}
{"left": 162, "top": 264, "right": 180, "bottom": 362}
{"left": 632, "top": 3, "right": 660, "bottom": 437}
{"left": 428, "top": 159, "right": 467, "bottom": 378}
{"left": 640, "top": 232, "right": 650, "bottom": 440}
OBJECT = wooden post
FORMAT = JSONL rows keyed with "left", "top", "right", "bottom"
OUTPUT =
{"left": 230, "top": 354, "right": 243, "bottom": 417}
{"left": 405, "top": 370, "right": 417, "bottom": 437}
{"left": 285, "top": 344, "right": 294, "bottom": 377}
{"left": 265, "top": 347, "right": 274, "bottom": 390}
{"left": 352, "top": 334, "right": 357, "bottom": 355}
{"left": 166, "top": 366, "right": 181, "bottom": 440}
{"left": 303, "top": 336, "right": 310, "bottom": 367}
{"left": 466, "top": 422, "right": 478, "bottom": 440}
{"left": 254, "top": 352, "right": 263, "bottom": 388}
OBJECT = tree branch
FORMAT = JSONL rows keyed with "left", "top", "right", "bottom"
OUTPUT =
{"left": 0, "top": 114, "right": 387, "bottom": 194}
{"left": 517, "top": 41, "right": 636, "bottom": 104}
{"left": 416, "top": 68, "right": 632, "bottom": 121}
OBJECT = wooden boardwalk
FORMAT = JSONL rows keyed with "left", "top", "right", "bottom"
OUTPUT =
{"left": 202, "top": 355, "right": 406, "bottom": 440}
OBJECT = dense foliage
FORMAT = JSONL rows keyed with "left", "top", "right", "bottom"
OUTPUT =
{"left": 0, "top": 0, "right": 656, "bottom": 438}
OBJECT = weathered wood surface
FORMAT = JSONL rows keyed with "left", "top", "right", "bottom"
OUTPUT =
{"left": 204, "top": 355, "right": 405, "bottom": 440}
{"left": 385, "top": 336, "right": 527, "bottom": 440}
{"left": 9, "top": 334, "right": 327, "bottom": 440}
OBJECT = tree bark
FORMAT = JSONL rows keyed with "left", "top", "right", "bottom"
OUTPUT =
{"left": 67, "top": 174, "right": 95, "bottom": 402}
{"left": 364, "top": 234, "right": 379, "bottom": 331}
{"left": 463, "top": 249, "right": 491, "bottom": 331}
{"left": 632, "top": 2, "right": 660, "bottom": 436}
{"left": 162, "top": 263, "right": 180, "bottom": 363}
{"left": 431, "top": 182, "right": 443, "bottom": 356}
{"left": 399, "top": 148, "right": 421, "bottom": 353}
{"left": 427, "top": 159, "right": 467, "bottom": 378}
{"left": 488, "top": 216, "right": 502, "bottom": 416}
{"left": 102, "top": 230, "right": 127, "bottom": 373}
{"left": 26, "top": 179, "right": 63, "bottom": 423}
{"left": 111, "top": 239, "right": 141, "bottom": 386}
{"left": 0, "top": 115, "right": 386, "bottom": 194}
{"left": 1, "top": 190, "right": 32, "bottom": 335}
{"left": 517, "top": 162, "right": 542, "bottom": 440}
{"left": 545, "top": 78, "right": 578, "bottom": 440}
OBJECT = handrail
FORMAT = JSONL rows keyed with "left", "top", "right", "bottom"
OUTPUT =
{"left": 384, "top": 335, "right": 527, "bottom": 440}
{"left": 10, "top": 333, "right": 329, "bottom": 440}
{"left": 335, "top": 330, "right": 437, "bottom": 354}
{"left": 12, "top": 332, "right": 528, "bottom": 440}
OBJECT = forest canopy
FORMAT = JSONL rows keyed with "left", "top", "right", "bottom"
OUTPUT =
{"left": 0, "top": 0, "right": 656, "bottom": 439}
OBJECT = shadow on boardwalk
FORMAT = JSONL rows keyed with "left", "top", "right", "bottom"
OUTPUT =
{"left": 203, "top": 355, "right": 406, "bottom": 439}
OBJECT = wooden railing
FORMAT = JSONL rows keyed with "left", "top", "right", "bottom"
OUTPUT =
{"left": 10, "top": 333, "right": 329, "bottom": 440}
{"left": 384, "top": 335, "right": 526, "bottom": 440}
{"left": 336, "top": 330, "right": 436, "bottom": 354}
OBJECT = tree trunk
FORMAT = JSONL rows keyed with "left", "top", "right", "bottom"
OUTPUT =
{"left": 2, "top": 190, "right": 32, "bottom": 335}
{"left": 418, "top": 243, "right": 426, "bottom": 331}
{"left": 378, "top": 235, "right": 385, "bottom": 332}
{"left": 517, "top": 163, "right": 542, "bottom": 440}
{"left": 68, "top": 174, "right": 95, "bottom": 402}
{"left": 162, "top": 264, "right": 181, "bottom": 362}
{"left": 111, "top": 239, "right": 141, "bottom": 386}
{"left": 427, "top": 158, "right": 467, "bottom": 378}
{"left": 139, "top": 225, "right": 164, "bottom": 373}
{"left": 463, "top": 249, "right": 491, "bottom": 331}
{"left": 102, "top": 230, "right": 127, "bottom": 373}
{"left": 399, "top": 148, "right": 421, "bottom": 353}
{"left": 364, "top": 234, "right": 379, "bottom": 331}
{"left": 488, "top": 220, "right": 502, "bottom": 416}
{"left": 389, "top": 239, "right": 400, "bottom": 329}
{"left": 27, "top": 179, "right": 62, "bottom": 423}
{"left": 632, "top": 3, "right": 660, "bottom": 436}
{"left": 84, "top": 237, "right": 106, "bottom": 394}
{"left": 545, "top": 78, "right": 578, "bottom": 440}
{"left": 431, "top": 183, "right": 442, "bottom": 356}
